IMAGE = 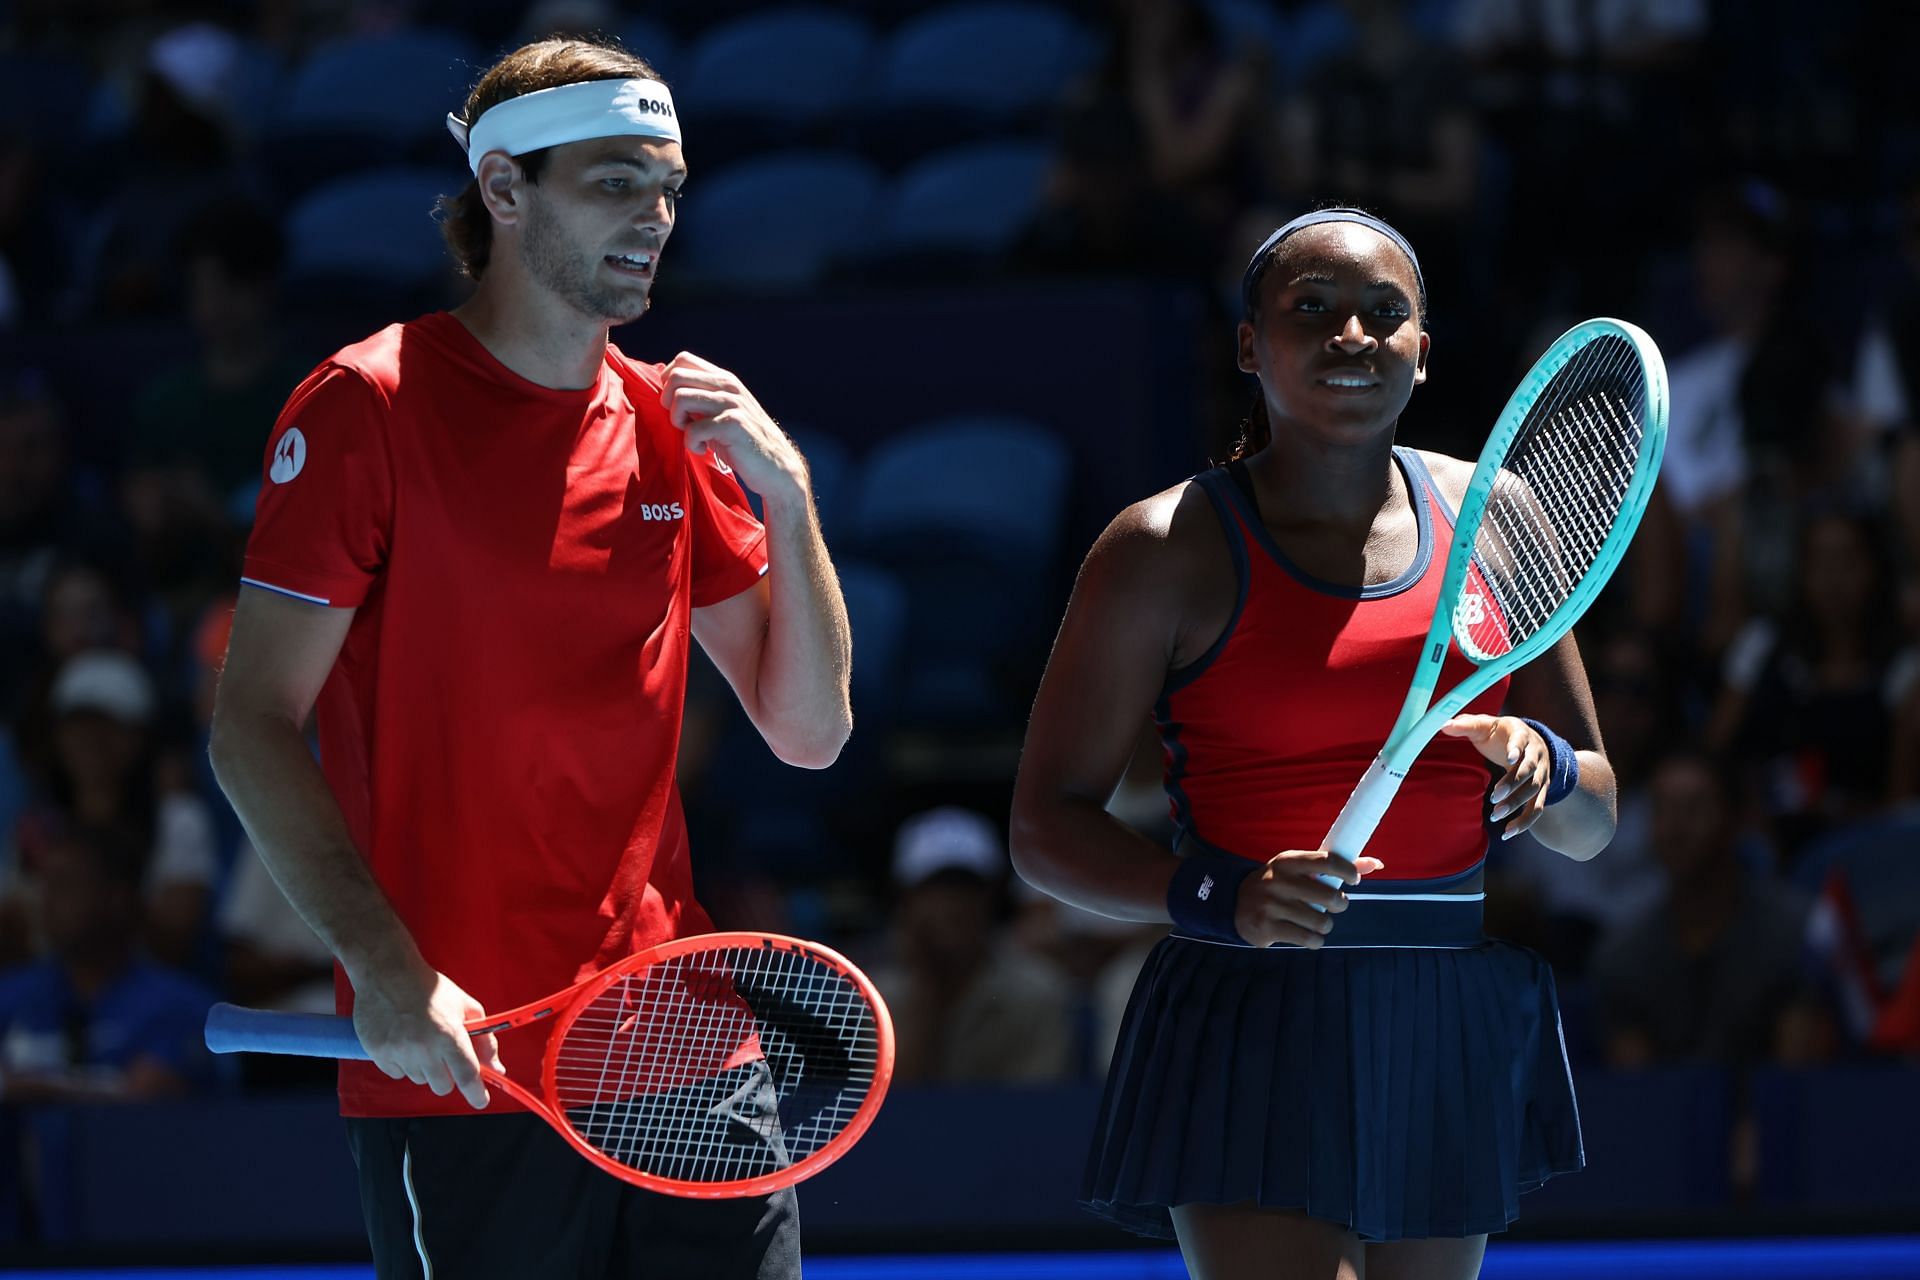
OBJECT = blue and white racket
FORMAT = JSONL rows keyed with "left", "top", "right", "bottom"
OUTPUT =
{"left": 1322, "top": 317, "right": 1669, "bottom": 863}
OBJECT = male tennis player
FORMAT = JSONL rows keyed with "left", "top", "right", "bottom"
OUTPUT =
{"left": 208, "top": 38, "right": 849, "bottom": 1279}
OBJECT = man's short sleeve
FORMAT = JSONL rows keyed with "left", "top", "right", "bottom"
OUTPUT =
{"left": 686, "top": 448, "right": 769, "bottom": 608}
{"left": 241, "top": 364, "right": 394, "bottom": 608}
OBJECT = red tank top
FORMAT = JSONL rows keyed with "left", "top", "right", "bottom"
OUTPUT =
{"left": 1157, "top": 448, "right": 1507, "bottom": 881}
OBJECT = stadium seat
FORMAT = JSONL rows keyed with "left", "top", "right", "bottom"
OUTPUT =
{"left": 682, "top": 9, "right": 874, "bottom": 136}
{"left": 618, "top": 17, "right": 679, "bottom": 80}
{"left": 852, "top": 415, "right": 1069, "bottom": 560}
{"left": 278, "top": 28, "right": 482, "bottom": 141}
{"left": 849, "top": 416, "right": 1070, "bottom": 724}
{"left": 840, "top": 559, "right": 908, "bottom": 706}
{"left": 876, "top": 2, "right": 1091, "bottom": 120}
{"left": 691, "top": 560, "right": 903, "bottom": 879}
{"left": 283, "top": 167, "right": 462, "bottom": 302}
{"left": 876, "top": 139, "right": 1052, "bottom": 261}
{"left": 264, "top": 29, "right": 481, "bottom": 195}
{"left": 782, "top": 426, "right": 855, "bottom": 541}
{"left": 667, "top": 151, "right": 882, "bottom": 293}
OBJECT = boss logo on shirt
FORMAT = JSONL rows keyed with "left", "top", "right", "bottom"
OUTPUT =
{"left": 640, "top": 502, "right": 685, "bottom": 521}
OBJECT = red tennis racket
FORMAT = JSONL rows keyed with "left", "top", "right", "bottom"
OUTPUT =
{"left": 205, "top": 932, "right": 894, "bottom": 1199}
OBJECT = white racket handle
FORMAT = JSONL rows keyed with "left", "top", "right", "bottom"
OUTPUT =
{"left": 1321, "top": 753, "right": 1407, "bottom": 876}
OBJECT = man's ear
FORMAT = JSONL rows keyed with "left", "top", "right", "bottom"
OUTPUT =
{"left": 475, "top": 152, "right": 523, "bottom": 227}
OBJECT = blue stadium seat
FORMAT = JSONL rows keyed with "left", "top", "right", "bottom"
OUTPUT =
{"left": 683, "top": 9, "right": 874, "bottom": 126}
{"left": 849, "top": 416, "right": 1070, "bottom": 724}
{"left": 877, "top": 139, "right": 1052, "bottom": 259}
{"left": 691, "top": 561, "right": 903, "bottom": 878}
{"left": 284, "top": 167, "right": 461, "bottom": 298}
{"left": 276, "top": 28, "right": 482, "bottom": 142}
{"left": 265, "top": 29, "right": 481, "bottom": 196}
{"left": 783, "top": 426, "right": 855, "bottom": 541}
{"left": 840, "top": 559, "right": 907, "bottom": 707}
{"left": 876, "top": 3, "right": 1091, "bottom": 120}
{"left": 852, "top": 415, "right": 1069, "bottom": 560}
{"left": 618, "top": 17, "right": 679, "bottom": 80}
{"left": 667, "top": 151, "right": 882, "bottom": 293}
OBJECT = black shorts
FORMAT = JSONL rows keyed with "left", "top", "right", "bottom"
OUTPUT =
{"left": 346, "top": 1110, "right": 802, "bottom": 1279}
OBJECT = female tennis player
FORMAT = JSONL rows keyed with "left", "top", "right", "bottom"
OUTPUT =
{"left": 1010, "top": 208, "right": 1615, "bottom": 1280}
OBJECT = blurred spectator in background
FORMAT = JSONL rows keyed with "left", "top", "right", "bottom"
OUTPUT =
{"left": 1122, "top": 0, "right": 1267, "bottom": 250}
{"left": 1591, "top": 750, "right": 1813, "bottom": 1067}
{"left": 1709, "top": 513, "right": 1901, "bottom": 861}
{"left": 1799, "top": 805, "right": 1920, "bottom": 1062}
{"left": 0, "top": 821, "right": 217, "bottom": 1102}
{"left": 1453, "top": 0, "right": 1708, "bottom": 314}
{"left": 1851, "top": 174, "right": 1920, "bottom": 566}
{"left": 77, "top": 21, "right": 254, "bottom": 319}
{"left": 1496, "top": 628, "right": 1671, "bottom": 975}
{"left": 1639, "top": 183, "right": 1839, "bottom": 652}
{"left": 1272, "top": 0, "right": 1480, "bottom": 309}
{"left": 0, "top": 127, "right": 69, "bottom": 331}
{"left": 0, "top": 651, "right": 215, "bottom": 969}
{"left": 873, "top": 806, "right": 1074, "bottom": 1084}
{"left": 0, "top": 377, "right": 120, "bottom": 718}
{"left": 1018, "top": 0, "right": 1260, "bottom": 279}
{"left": 127, "top": 197, "right": 306, "bottom": 527}
{"left": 2, "top": 561, "right": 144, "bottom": 858}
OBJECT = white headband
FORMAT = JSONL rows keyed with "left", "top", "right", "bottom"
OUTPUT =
{"left": 446, "top": 78, "right": 681, "bottom": 174}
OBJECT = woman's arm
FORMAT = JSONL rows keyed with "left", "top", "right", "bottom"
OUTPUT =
{"left": 1010, "top": 489, "right": 1373, "bottom": 947}
{"left": 1444, "top": 630, "right": 1618, "bottom": 860}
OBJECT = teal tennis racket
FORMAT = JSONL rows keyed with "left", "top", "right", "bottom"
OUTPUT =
{"left": 1323, "top": 317, "right": 1668, "bottom": 863}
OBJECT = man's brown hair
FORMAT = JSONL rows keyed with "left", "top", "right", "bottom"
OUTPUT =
{"left": 437, "top": 38, "right": 663, "bottom": 280}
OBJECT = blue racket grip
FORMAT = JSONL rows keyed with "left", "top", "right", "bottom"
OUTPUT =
{"left": 205, "top": 1002, "right": 373, "bottom": 1061}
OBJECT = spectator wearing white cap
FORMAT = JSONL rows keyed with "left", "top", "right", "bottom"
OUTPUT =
{"left": 871, "top": 806, "right": 1076, "bottom": 1084}
{"left": 0, "top": 650, "right": 217, "bottom": 968}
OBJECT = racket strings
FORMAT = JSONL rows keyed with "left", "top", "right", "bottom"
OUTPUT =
{"left": 548, "top": 945, "right": 882, "bottom": 1185}
{"left": 1464, "top": 335, "right": 1647, "bottom": 658}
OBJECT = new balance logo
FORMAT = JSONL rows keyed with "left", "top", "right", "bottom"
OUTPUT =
{"left": 640, "top": 502, "right": 685, "bottom": 521}
{"left": 1197, "top": 874, "right": 1215, "bottom": 901}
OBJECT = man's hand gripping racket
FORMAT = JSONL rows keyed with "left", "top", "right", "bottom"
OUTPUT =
{"left": 206, "top": 932, "right": 895, "bottom": 1199}
{"left": 1322, "top": 317, "right": 1669, "bottom": 868}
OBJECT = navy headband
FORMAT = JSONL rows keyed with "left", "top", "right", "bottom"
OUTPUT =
{"left": 1239, "top": 208, "right": 1426, "bottom": 318}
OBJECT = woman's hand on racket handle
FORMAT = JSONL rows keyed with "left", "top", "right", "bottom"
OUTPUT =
{"left": 1236, "top": 849, "right": 1385, "bottom": 949}
{"left": 352, "top": 964, "right": 505, "bottom": 1111}
{"left": 1440, "top": 713, "right": 1550, "bottom": 840}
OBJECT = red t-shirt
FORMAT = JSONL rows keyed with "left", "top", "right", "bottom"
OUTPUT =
{"left": 242, "top": 312, "right": 768, "bottom": 1117}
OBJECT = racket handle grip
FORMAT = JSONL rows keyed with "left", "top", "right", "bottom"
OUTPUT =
{"left": 1321, "top": 753, "right": 1407, "bottom": 874}
{"left": 205, "top": 1002, "right": 373, "bottom": 1061}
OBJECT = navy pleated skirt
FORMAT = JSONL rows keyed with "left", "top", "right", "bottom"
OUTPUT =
{"left": 1082, "top": 934, "right": 1584, "bottom": 1242}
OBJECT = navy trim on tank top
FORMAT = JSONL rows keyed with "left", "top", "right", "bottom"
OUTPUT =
{"left": 1162, "top": 471, "right": 1252, "bottom": 698}
{"left": 1395, "top": 448, "right": 1459, "bottom": 530}
{"left": 1154, "top": 695, "right": 1199, "bottom": 855}
{"left": 1214, "top": 445, "right": 1435, "bottom": 600}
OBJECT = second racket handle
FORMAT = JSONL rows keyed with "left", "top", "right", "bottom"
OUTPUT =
{"left": 1320, "top": 753, "right": 1407, "bottom": 876}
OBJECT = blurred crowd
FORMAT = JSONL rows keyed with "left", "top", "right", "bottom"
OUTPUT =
{"left": 0, "top": 0, "right": 1917, "bottom": 1199}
